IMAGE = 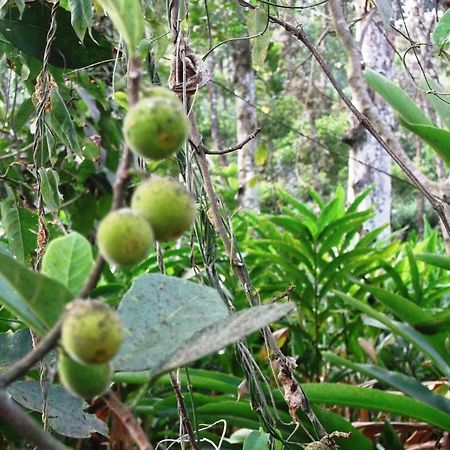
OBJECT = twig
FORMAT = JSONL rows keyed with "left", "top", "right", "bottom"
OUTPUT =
{"left": 201, "top": 128, "right": 261, "bottom": 155}
{"left": 237, "top": 0, "right": 450, "bottom": 243}
{"left": 103, "top": 390, "right": 154, "bottom": 450}
{"left": 169, "top": 372, "right": 199, "bottom": 450}
{"left": 0, "top": 390, "right": 68, "bottom": 450}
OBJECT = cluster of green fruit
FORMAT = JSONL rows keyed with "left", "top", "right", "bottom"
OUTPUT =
{"left": 58, "top": 300, "right": 123, "bottom": 399}
{"left": 97, "top": 87, "right": 196, "bottom": 267}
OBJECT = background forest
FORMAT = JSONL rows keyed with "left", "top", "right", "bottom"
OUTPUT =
{"left": 0, "top": 0, "right": 449, "bottom": 449}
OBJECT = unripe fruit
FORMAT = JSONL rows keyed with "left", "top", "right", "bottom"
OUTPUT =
{"left": 97, "top": 208, "right": 153, "bottom": 267}
{"left": 61, "top": 300, "right": 124, "bottom": 364}
{"left": 131, "top": 177, "right": 196, "bottom": 242}
{"left": 58, "top": 352, "right": 112, "bottom": 399}
{"left": 123, "top": 89, "right": 188, "bottom": 160}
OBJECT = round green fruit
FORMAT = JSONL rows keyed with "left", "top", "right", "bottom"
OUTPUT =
{"left": 131, "top": 177, "right": 196, "bottom": 242}
{"left": 58, "top": 352, "right": 112, "bottom": 399}
{"left": 61, "top": 300, "right": 124, "bottom": 364}
{"left": 97, "top": 208, "right": 153, "bottom": 267}
{"left": 123, "top": 92, "right": 188, "bottom": 160}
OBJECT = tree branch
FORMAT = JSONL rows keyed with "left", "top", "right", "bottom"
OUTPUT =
{"left": 238, "top": 0, "right": 450, "bottom": 243}
{"left": 0, "top": 390, "right": 68, "bottom": 450}
{"left": 202, "top": 128, "right": 261, "bottom": 155}
{"left": 103, "top": 390, "right": 154, "bottom": 450}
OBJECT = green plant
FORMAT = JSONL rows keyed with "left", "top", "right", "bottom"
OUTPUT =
{"left": 61, "top": 300, "right": 124, "bottom": 364}
{"left": 96, "top": 208, "right": 154, "bottom": 267}
{"left": 131, "top": 176, "right": 196, "bottom": 241}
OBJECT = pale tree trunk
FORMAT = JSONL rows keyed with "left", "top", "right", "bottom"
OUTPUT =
{"left": 347, "top": 2, "right": 395, "bottom": 236}
{"left": 232, "top": 40, "right": 259, "bottom": 211}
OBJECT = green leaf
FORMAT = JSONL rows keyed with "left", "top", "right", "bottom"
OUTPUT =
{"left": 48, "top": 87, "right": 82, "bottom": 156}
{"left": 96, "top": 0, "right": 144, "bottom": 56}
{"left": 8, "top": 381, "right": 108, "bottom": 438}
{"left": 243, "top": 430, "right": 269, "bottom": 450}
{"left": 303, "top": 383, "right": 450, "bottom": 430}
{"left": 416, "top": 252, "right": 450, "bottom": 270}
{"left": 247, "top": 7, "right": 270, "bottom": 67}
{"left": 69, "top": 0, "right": 93, "bottom": 42}
{"left": 400, "top": 121, "right": 450, "bottom": 167}
{"left": 0, "top": 329, "right": 32, "bottom": 367}
{"left": 255, "top": 143, "right": 268, "bottom": 165}
{"left": 41, "top": 233, "right": 94, "bottom": 296}
{"left": 414, "top": 310, "right": 450, "bottom": 335}
{"left": 364, "top": 69, "right": 433, "bottom": 126}
{"left": 379, "top": 421, "right": 405, "bottom": 450}
{"left": 334, "top": 291, "right": 450, "bottom": 378}
{"left": 0, "top": 194, "right": 37, "bottom": 264}
{"left": 39, "top": 168, "right": 62, "bottom": 212}
{"left": 0, "top": 2, "right": 111, "bottom": 69}
{"left": 323, "top": 352, "right": 450, "bottom": 415}
{"left": 114, "top": 274, "right": 294, "bottom": 373}
{"left": 421, "top": 79, "right": 450, "bottom": 129}
{"left": 432, "top": 8, "right": 450, "bottom": 47}
{"left": 0, "top": 252, "right": 73, "bottom": 335}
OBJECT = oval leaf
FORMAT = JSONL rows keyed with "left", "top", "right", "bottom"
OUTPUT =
{"left": 69, "top": 0, "right": 93, "bottom": 43}
{"left": 114, "top": 274, "right": 294, "bottom": 373}
{"left": 39, "top": 167, "right": 62, "bottom": 212}
{"left": 41, "top": 232, "right": 94, "bottom": 296}
{"left": 96, "top": 0, "right": 144, "bottom": 56}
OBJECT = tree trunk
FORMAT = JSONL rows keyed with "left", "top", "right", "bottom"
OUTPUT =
{"left": 232, "top": 40, "right": 259, "bottom": 211}
{"left": 347, "top": 2, "right": 395, "bottom": 236}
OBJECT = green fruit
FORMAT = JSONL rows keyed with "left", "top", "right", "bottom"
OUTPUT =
{"left": 131, "top": 177, "right": 196, "bottom": 242}
{"left": 97, "top": 208, "right": 153, "bottom": 267}
{"left": 123, "top": 90, "right": 188, "bottom": 160}
{"left": 61, "top": 300, "right": 124, "bottom": 364}
{"left": 58, "top": 352, "right": 111, "bottom": 399}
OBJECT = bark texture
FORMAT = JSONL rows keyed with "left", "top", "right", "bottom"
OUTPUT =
{"left": 346, "top": 2, "right": 395, "bottom": 235}
{"left": 232, "top": 40, "right": 260, "bottom": 211}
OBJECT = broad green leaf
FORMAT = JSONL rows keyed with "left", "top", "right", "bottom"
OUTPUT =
{"left": 364, "top": 70, "right": 433, "bottom": 126}
{"left": 41, "top": 233, "right": 94, "bottom": 296}
{"left": 335, "top": 291, "right": 450, "bottom": 378}
{"left": 416, "top": 252, "right": 450, "bottom": 270}
{"left": 39, "top": 168, "right": 62, "bottom": 212}
{"left": 48, "top": 87, "right": 82, "bottom": 156}
{"left": 414, "top": 310, "right": 450, "bottom": 335}
{"left": 114, "top": 274, "right": 294, "bottom": 373}
{"left": 323, "top": 352, "right": 450, "bottom": 415}
{"left": 96, "top": 0, "right": 144, "bottom": 56}
{"left": 380, "top": 421, "right": 405, "bottom": 450}
{"left": 0, "top": 2, "right": 111, "bottom": 69}
{"left": 8, "top": 381, "right": 108, "bottom": 438}
{"left": 243, "top": 430, "right": 269, "bottom": 450}
{"left": 0, "top": 329, "right": 32, "bottom": 367}
{"left": 69, "top": 0, "right": 93, "bottom": 42}
{"left": 400, "top": 121, "right": 450, "bottom": 167}
{"left": 0, "top": 194, "right": 37, "bottom": 264}
{"left": 0, "top": 252, "right": 72, "bottom": 335}
{"left": 304, "top": 383, "right": 450, "bottom": 431}
{"left": 421, "top": 79, "right": 450, "bottom": 129}
{"left": 432, "top": 8, "right": 450, "bottom": 47}
{"left": 247, "top": 7, "right": 270, "bottom": 67}
{"left": 357, "top": 283, "right": 432, "bottom": 326}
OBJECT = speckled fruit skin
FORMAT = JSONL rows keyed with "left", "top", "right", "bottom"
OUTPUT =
{"left": 131, "top": 177, "right": 196, "bottom": 242}
{"left": 58, "top": 352, "right": 112, "bottom": 399}
{"left": 61, "top": 300, "right": 124, "bottom": 364}
{"left": 97, "top": 208, "right": 154, "bottom": 267}
{"left": 123, "top": 91, "right": 188, "bottom": 160}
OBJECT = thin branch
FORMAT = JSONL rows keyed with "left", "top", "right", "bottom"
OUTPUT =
{"left": 169, "top": 372, "right": 199, "bottom": 450}
{"left": 0, "top": 390, "right": 68, "bottom": 450}
{"left": 238, "top": 0, "right": 450, "bottom": 242}
{"left": 103, "top": 390, "right": 154, "bottom": 450}
{"left": 202, "top": 128, "right": 261, "bottom": 155}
